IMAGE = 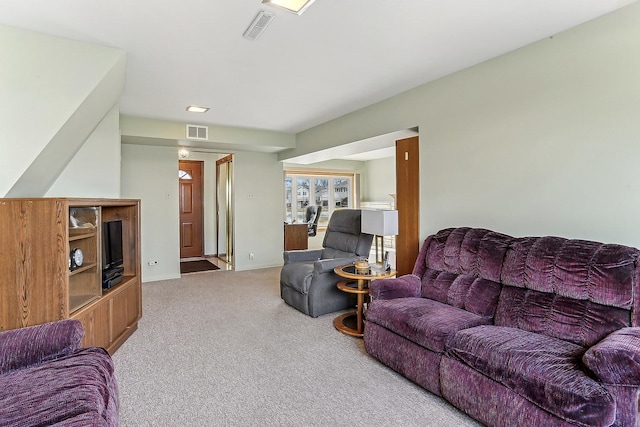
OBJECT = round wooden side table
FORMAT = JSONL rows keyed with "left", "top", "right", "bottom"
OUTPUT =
{"left": 333, "top": 264, "right": 396, "bottom": 337}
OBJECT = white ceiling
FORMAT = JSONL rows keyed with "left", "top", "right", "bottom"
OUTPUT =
{"left": 1, "top": 0, "right": 636, "bottom": 160}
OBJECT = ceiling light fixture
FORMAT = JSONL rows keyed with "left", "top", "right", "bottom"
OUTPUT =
{"left": 262, "top": 0, "right": 316, "bottom": 15}
{"left": 186, "top": 105, "right": 209, "bottom": 113}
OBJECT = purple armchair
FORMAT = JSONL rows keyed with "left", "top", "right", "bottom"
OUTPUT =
{"left": 0, "top": 319, "right": 119, "bottom": 426}
{"left": 364, "top": 227, "right": 640, "bottom": 427}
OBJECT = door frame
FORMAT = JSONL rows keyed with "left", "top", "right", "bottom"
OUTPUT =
{"left": 178, "top": 159, "right": 205, "bottom": 259}
{"left": 395, "top": 136, "right": 420, "bottom": 276}
{"left": 216, "top": 154, "right": 234, "bottom": 265}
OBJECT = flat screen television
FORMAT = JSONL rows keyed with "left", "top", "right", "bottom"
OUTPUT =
{"left": 102, "top": 219, "right": 123, "bottom": 270}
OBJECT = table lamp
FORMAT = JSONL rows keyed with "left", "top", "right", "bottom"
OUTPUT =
{"left": 361, "top": 209, "right": 399, "bottom": 269}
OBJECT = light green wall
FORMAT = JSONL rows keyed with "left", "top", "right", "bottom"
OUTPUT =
{"left": 120, "top": 115, "right": 295, "bottom": 152}
{"left": 0, "top": 24, "right": 125, "bottom": 197}
{"left": 47, "top": 106, "right": 121, "bottom": 197}
{"left": 283, "top": 159, "right": 365, "bottom": 174}
{"left": 119, "top": 111, "right": 299, "bottom": 278}
{"left": 120, "top": 145, "right": 284, "bottom": 279}
{"left": 233, "top": 151, "right": 286, "bottom": 271}
{"left": 285, "top": 3, "right": 640, "bottom": 247}
{"left": 362, "top": 157, "right": 396, "bottom": 204}
{"left": 121, "top": 144, "right": 180, "bottom": 282}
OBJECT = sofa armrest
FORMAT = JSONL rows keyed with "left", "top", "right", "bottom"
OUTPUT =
{"left": 583, "top": 327, "right": 640, "bottom": 385}
{"left": 313, "top": 257, "right": 358, "bottom": 274}
{"left": 370, "top": 274, "right": 421, "bottom": 300}
{"left": 0, "top": 319, "right": 84, "bottom": 375}
{"left": 283, "top": 249, "right": 323, "bottom": 265}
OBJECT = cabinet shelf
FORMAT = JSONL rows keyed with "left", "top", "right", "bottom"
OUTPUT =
{"left": 69, "top": 262, "right": 98, "bottom": 276}
{"left": 70, "top": 294, "right": 101, "bottom": 314}
{"left": 102, "top": 275, "right": 136, "bottom": 297}
{"left": 69, "top": 230, "right": 97, "bottom": 241}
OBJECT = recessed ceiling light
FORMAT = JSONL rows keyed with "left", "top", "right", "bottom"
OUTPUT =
{"left": 186, "top": 105, "right": 209, "bottom": 113}
{"left": 262, "top": 0, "right": 316, "bottom": 15}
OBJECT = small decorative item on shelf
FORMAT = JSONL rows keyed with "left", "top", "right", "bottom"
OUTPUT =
{"left": 69, "top": 247, "right": 84, "bottom": 271}
{"left": 69, "top": 207, "right": 98, "bottom": 229}
{"left": 355, "top": 258, "right": 369, "bottom": 274}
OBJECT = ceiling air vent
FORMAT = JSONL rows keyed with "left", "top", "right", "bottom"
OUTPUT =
{"left": 186, "top": 124, "right": 208, "bottom": 140}
{"left": 243, "top": 11, "right": 275, "bottom": 41}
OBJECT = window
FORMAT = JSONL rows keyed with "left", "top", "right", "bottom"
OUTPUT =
{"left": 285, "top": 172, "right": 355, "bottom": 227}
{"left": 178, "top": 169, "right": 192, "bottom": 180}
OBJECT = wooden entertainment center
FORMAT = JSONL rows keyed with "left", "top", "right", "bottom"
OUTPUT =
{"left": 0, "top": 198, "right": 141, "bottom": 354}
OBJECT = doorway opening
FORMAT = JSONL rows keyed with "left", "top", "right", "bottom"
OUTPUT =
{"left": 179, "top": 160, "right": 204, "bottom": 259}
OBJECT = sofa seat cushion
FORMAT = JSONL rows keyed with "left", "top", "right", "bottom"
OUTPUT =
{"left": 366, "top": 298, "right": 493, "bottom": 353}
{"left": 280, "top": 262, "right": 314, "bottom": 294}
{"left": 0, "top": 347, "right": 118, "bottom": 427}
{"left": 447, "top": 325, "right": 615, "bottom": 427}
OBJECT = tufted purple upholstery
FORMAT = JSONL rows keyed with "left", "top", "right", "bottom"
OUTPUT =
{"left": 447, "top": 325, "right": 615, "bottom": 426}
{"left": 495, "top": 286, "right": 630, "bottom": 348}
{"left": 364, "top": 227, "right": 640, "bottom": 427}
{"left": 366, "top": 298, "right": 493, "bottom": 353}
{"left": 497, "top": 236, "right": 640, "bottom": 348}
{"left": 583, "top": 327, "right": 640, "bottom": 385}
{"left": 0, "top": 319, "right": 119, "bottom": 426}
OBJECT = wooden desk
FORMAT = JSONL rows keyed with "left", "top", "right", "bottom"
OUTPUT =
{"left": 284, "top": 223, "right": 308, "bottom": 250}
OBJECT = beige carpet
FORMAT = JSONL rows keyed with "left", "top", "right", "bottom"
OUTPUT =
{"left": 112, "top": 267, "right": 480, "bottom": 426}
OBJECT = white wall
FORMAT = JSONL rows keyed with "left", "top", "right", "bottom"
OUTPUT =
{"left": 121, "top": 144, "right": 180, "bottom": 282}
{"left": 233, "top": 151, "right": 285, "bottom": 271}
{"left": 286, "top": 4, "right": 640, "bottom": 248}
{"left": 47, "top": 106, "right": 121, "bottom": 197}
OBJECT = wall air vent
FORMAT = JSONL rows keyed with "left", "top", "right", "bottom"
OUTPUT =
{"left": 186, "top": 124, "right": 208, "bottom": 140}
{"left": 243, "top": 10, "right": 275, "bottom": 41}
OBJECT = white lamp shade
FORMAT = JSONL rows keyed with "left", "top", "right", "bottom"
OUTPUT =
{"left": 361, "top": 209, "right": 399, "bottom": 236}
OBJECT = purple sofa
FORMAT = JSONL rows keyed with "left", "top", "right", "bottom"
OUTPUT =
{"left": 364, "top": 227, "right": 640, "bottom": 427}
{"left": 0, "top": 319, "right": 119, "bottom": 426}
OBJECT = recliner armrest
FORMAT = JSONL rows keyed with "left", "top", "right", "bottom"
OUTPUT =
{"left": 583, "top": 327, "right": 640, "bottom": 385}
{"left": 313, "top": 257, "right": 358, "bottom": 274}
{"left": 370, "top": 274, "right": 421, "bottom": 300}
{"left": 0, "top": 319, "right": 84, "bottom": 375}
{"left": 283, "top": 249, "right": 323, "bottom": 265}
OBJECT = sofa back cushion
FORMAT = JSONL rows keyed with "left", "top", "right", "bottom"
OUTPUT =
{"left": 415, "top": 227, "right": 640, "bottom": 346}
{"left": 414, "top": 228, "right": 512, "bottom": 318}
{"left": 420, "top": 269, "right": 502, "bottom": 317}
{"left": 495, "top": 286, "right": 630, "bottom": 347}
{"left": 496, "top": 236, "right": 640, "bottom": 347}
{"left": 422, "top": 228, "right": 512, "bottom": 281}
